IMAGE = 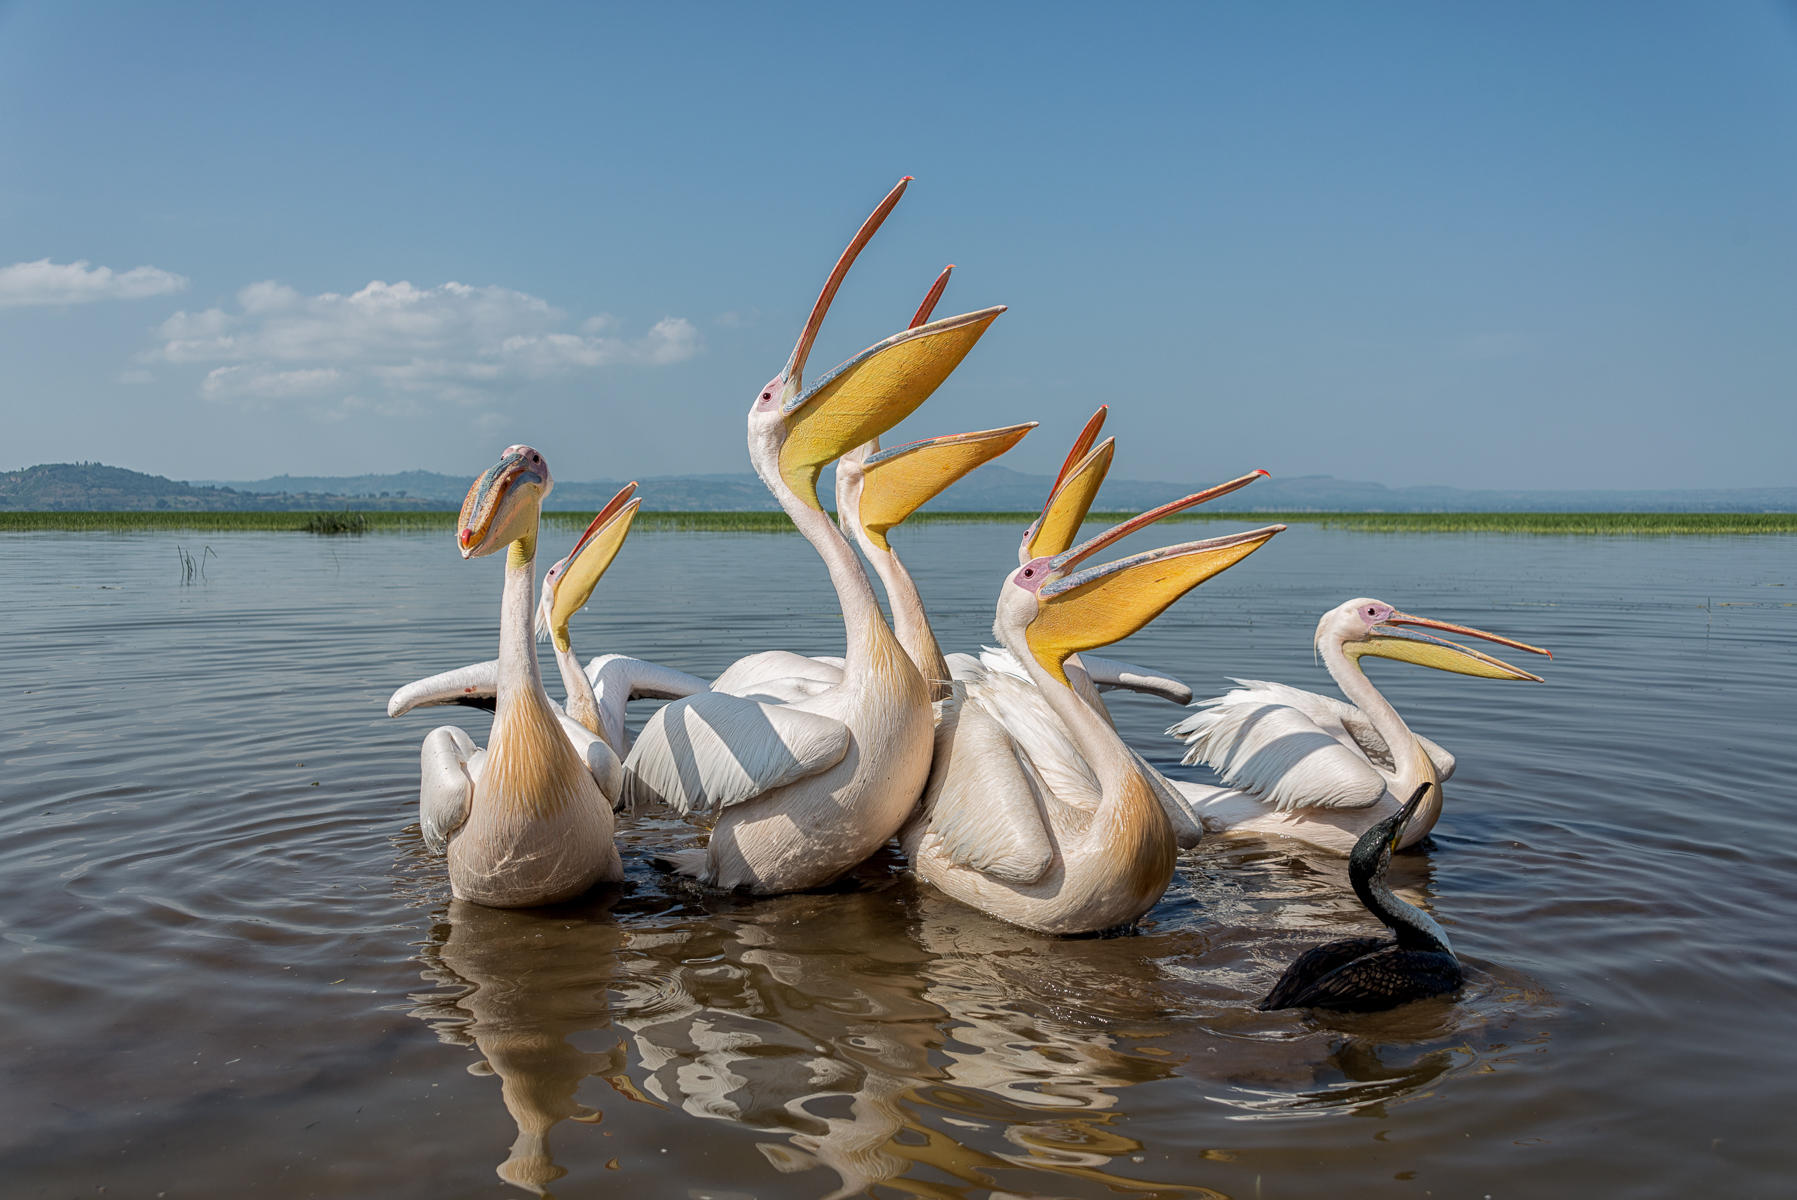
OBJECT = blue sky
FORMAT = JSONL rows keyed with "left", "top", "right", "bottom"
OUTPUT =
{"left": 2, "top": 1, "right": 1793, "bottom": 490}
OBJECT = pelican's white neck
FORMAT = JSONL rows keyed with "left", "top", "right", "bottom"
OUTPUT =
{"left": 752, "top": 432, "right": 893, "bottom": 677}
{"left": 1320, "top": 635, "right": 1440, "bottom": 843}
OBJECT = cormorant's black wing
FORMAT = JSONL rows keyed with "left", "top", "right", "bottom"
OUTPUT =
{"left": 1277, "top": 948, "right": 1461, "bottom": 1013}
{"left": 1259, "top": 937, "right": 1389, "bottom": 1010}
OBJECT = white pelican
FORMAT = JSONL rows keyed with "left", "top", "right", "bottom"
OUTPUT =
{"left": 622, "top": 176, "right": 1003, "bottom": 893}
{"left": 903, "top": 493, "right": 1285, "bottom": 935}
{"left": 943, "top": 412, "right": 1270, "bottom": 849}
{"left": 1167, "top": 598, "right": 1552, "bottom": 854}
{"left": 388, "top": 484, "right": 708, "bottom": 758}
{"left": 712, "top": 271, "right": 1184, "bottom": 710}
{"left": 412, "top": 445, "right": 624, "bottom": 907}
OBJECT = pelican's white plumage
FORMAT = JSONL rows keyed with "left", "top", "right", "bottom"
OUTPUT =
{"left": 1167, "top": 597, "right": 1551, "bottom": 854}
{"left": 623, "top": 178, "right": 995, "bottom": 893}
{"left": 904, "top": 492, "right": 1285, "bottom": 934}
{"left": 415, "top": 445, "right": 623, "bottom": 907}
{"left": 1172, "top": 677, "right": 1455, "bottom": 812}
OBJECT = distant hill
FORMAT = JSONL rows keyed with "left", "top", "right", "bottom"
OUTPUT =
{"left": 8, "top": 461, "right": 1794, "bottom": 513}
{"left": 206, "top": 463, "right": 1797, "bottom": 514}
{"left": 0, "top": 463, "right": 434, "bottom": 512}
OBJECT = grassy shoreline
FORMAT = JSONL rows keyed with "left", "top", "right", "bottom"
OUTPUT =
{"left": 2, "top": 510, "right": 1793, "bottom": 535}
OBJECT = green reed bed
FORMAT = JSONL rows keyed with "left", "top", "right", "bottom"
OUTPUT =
{"left": 2, "top": 510, "right": 1793, "bottom": 535}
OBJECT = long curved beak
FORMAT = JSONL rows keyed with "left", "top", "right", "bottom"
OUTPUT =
{"left": 458, "top": 449, "right": 544, "bottom": 558}
{"left": 1043, "top": 467, "right": 1271, "bottom": 576}
{"left": 1351, "top": 611, "right": 1552, "bottom": 681}
{"left": 541, "top": 483, "right": 641, "bottom": 649}
{"left": 784, "top": 176, "right": 911, "bottom": 387}
{"left": 857, "top": 421, "right": 1037, "bottom": 549}
{"left": 1020, "top": 407, "right": 1110, "bottom": 560}
{"left": 1026, "top": 522, "right": 1284, "bottom": 684}
{"left": 1024, "top": 436, "right": 1115, "bottom": 560}
{"left": 777, "top": 304, "right": 1006, "bottom": 505}
{"left": 909, "top": 264, "right": 953, "bottom": 329}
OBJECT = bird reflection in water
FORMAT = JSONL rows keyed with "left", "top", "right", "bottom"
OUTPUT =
{"left": 612, "top": 884, "right": 1209, "bottom": 1199}
{"left": 409, "top": 897, "right": 648, "bottom": 1196}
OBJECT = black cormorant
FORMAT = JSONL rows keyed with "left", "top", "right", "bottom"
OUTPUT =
{"left": 1259, "top": 783, "right": 1462, "bottom": 1012}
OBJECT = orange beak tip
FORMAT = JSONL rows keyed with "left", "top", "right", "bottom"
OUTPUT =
{"left": 901, "top": 175, "right": 914, "bottom": 182}
{"left": 1255, "top": 468, "right": 1270, "bottom": 477}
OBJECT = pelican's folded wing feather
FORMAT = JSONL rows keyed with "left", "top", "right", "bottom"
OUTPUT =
{"left": 1168, "top": 681, "right": 1388, "bottom": 811}
{"left": 418, "top": 725, "right": 480, "bottom": 853}
{"left": 913, "top": 697, "right": 1053, "bottom": 883}
{"left": 388, "top": 661, "right": 500, "bottom": 717}
{"left": 1077, "top": 653, "right": 1194, "bottom": 705}
{"left": 583, "top": 654, "right": 711, "bottom": 754}
{"left": 709, "top": 649, "right": 844, "bottom": 697}
{"left": 622, "top": 692, "right": 850, "bottom": 816}
{"left": 1207, "top": 678, "right": 1459, "bottom": 782}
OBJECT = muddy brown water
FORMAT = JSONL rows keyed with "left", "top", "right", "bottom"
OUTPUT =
{"left": 2, "top": 524, "right": 1792, "bottom": 1198}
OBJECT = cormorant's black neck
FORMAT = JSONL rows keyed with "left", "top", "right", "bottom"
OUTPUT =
{"left": 1349, "top": 838, "right": 1452, "bottom": 954}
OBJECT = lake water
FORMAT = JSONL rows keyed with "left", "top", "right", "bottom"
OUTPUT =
{"left": 3, "top": 522, "right": 1793, "bottom": 1199}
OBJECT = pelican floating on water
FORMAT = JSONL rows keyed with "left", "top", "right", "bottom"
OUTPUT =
{"left": 944, "top": 411, "right": 1270, "bottom": 850}
{"left": 623, "top": 176, "right": 1002, "bottom": 893}
{"left": 388, "top": 484, "right": 708, "bottom": 758}
{"left": 1168, "top": 598, "right": 1552, "bottom": 854}
{"left": 414, "top": 446, "right": 624, "bottom": 907}
{"left": 1259, "top": 782, "right": 1463, "bottom": 1011}
{"left": 903, "top": 492, "right": 1285, "bottom": 935}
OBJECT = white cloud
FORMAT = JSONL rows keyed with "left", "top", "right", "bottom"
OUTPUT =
{"left": 0, "top": 259, "right": 188, "bottom": 307}
{"left": 201, "top": 366, "right": 345, "bottom": 401}
{"left": 150, "top": 278, "right": 699, "bottom": 411}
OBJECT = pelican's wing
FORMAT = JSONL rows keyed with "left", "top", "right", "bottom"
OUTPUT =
{"left": 1131, "top": 749, "right": 1204, "bottom": 850}
{"left": 388, "top": 661, "right": 500, "bottom": 716}
{"left": 583, "top": 654, "right": 711, "bottom": 754}
{"left": 418, "top": 725, "right": 480, "bottom": 853}
{"left": 709, "top": 649, "right": 844, "bottom": 697}
{"left": 1210, "top": 678, "right": 1458, "bottom": 782}
{"left": 622, "top": 692, "right": 851, "bottom": 816}
{"left": 549, "top": 708, "right": 625, "bottom": 803}
{"left": 1168, "top": 681, "right": 1389, "bottom": 811}
{"left": 914, "top": 696, "right": 1053, "bottom": 883}
{"left": 964, "top": 649, "right": 1101, "bottom": 802}
{"left": 1076, "top": 653, "right": 1195, "bottom": 705}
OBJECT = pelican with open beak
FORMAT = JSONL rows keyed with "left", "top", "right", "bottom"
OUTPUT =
{"left": 946, "top": 411, "right": 1270, "bottom": 848}
{"left": 412, "top": 446, "right": 624, "bottom": 907}
{"left": 389, "top": 484, "right": 709, "bottom": 760}
{"left": 1168, "top": 598, "right": 1552, "bottom": 854}
{"left": 902, "top": 485, "right": 1284, "bottom": 934}
{"left": 705, "top": 263, "right": 1030, "bottom": 705}
{"left": 622, "top": 177, "right": 1006, "bottom": 893}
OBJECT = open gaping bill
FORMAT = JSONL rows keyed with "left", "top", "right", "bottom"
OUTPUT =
{"left": 1168, "top": 598, "right": 1552, "bottom": 854}
{"left": 946, "top": 411, "right": 1270, "bottom": 850}
{"left": 903, "top": 496, "right": 1285, "bottom": 935}
{"left": 714, "top": 274, "right": 1187, "bottom": 710}
{"left": 388, "top": 484, "right": 708, "bottom": 758}
{"left": 623, "top": 176, "right": 1005, "bottom": 893}
{"left": 1259, "top": 783, "right": 1463, "bottom": 1011}
{"left": 412, "top": 446, "right": 624, "bottom": 907}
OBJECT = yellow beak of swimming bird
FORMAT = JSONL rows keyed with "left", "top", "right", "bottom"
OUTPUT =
{"left": 1347, "top": 607, "right": 1553, "bottom": 681}
{"left": 539, "top": 482, "right": 641, "bottom": 654}
{"left": 855, "top": 422, "right": 1037, "bottom": 551}
{"left": 763, "top": 177, "right": 1007, "bottom": 509}
{"left": 1021, "top": 478, "right": 1284, "bottom": 686}
{"left": 1022, "top": 406, "right": 1115, "bottom": 562}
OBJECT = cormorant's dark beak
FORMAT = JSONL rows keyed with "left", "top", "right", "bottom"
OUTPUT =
{"left": 1390, "top": 783, "right": 1433, "bottom": 850}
